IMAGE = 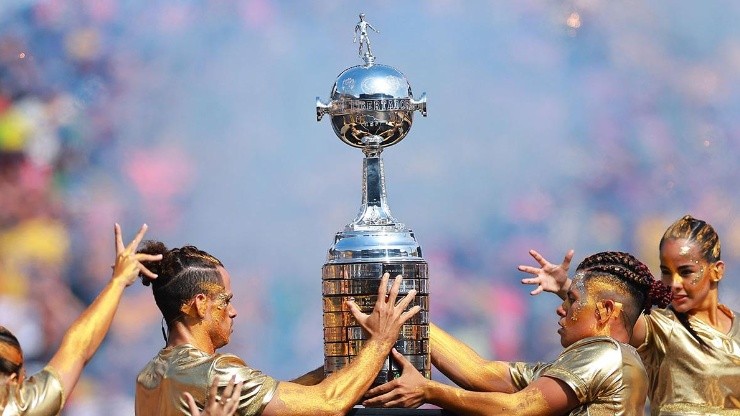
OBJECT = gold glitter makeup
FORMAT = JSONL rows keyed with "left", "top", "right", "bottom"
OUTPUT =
{"left": 214, "top": 292, "right": 233, "bottom": 310}
{"left": 569, "top": 274, "right": 586, "bottom": 321}
{"left": 690, "top": 264, "right": 703, "bottom": 286}
{"left": 512, "top": 388, "right": 551, "bottom": 414}
{"left": 432, "top": 330, "right": 512, "bottom": 391}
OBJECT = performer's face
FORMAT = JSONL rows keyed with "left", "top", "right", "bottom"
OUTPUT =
{"left": 660, "top": 238, "right": 717, "bottom": 313}
{"left": 206, "top": 266, "right": 237, "bottom": 349}
{"left": 556, "top": 274, "right": 598, "bottom": 347}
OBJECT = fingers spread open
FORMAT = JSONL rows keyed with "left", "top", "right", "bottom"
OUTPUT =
{"left": 114, "top": 223, "right": 125, "bottom": 254}
{"left": 138, "top": 264, "right": 158, "bottom": 279}
{"left": 386, "top": 275, "right": 402, "bottom": 304}
{"left": 346, "top": 298, "right": 364, "bottom": 321}
{"left": 135, "top": 253, "right": 162, "bottom": 262}
{"left": 390, "top": 348, "right": 413, "bottom": 368}
{"left": 377, "top": 272, "right": 390, "bottom": 300}
{"left": 363, "top": 389, "right": 398, "bottom": 408}
{"left": 183, "top": 392, "right": 200, "bottom": 416}
{"left": 225, "top": 381, "right": 243, "bottom": 411}
{"left": 529, "top": 249, "right": 547, "bottom": 266}
{"left": 530, "top": 286, "right": 543, "bottom": 296}
{"left": 562, "top": 249, "right": 574, "bottom": 268}
{"left": 208, "top": 376, "right": 220, "bottom": 398}
{"left": 365, "top": 381, "right": 393, "bottom": 398}
{"left": 126, "top": 223, "right": 149, "bottom": 253}
{"left": 394, "top": 289, "right": 417, "bottom": 311}
{"left": 399, "top": 305, "right": 421, "bottom": 323}
{"left": 518, "top": 265, "right": 540, "bottom": 275}
{"left": 222, "top": 375, "right": 236, "bottom": 398}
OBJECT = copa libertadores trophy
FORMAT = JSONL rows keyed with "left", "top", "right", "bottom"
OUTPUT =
{"left": 316, "top": 13, "right": 429, "bottom": 387}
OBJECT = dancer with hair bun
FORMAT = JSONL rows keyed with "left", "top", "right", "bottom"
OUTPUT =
{"left": 520, "top": 215, "right": 740, "bottom": 414}
{"left": 364, "top": 251, "right": 670, "bottom": 415}
{"left": 134, "top": 241, "right": 421, "bottom": 416}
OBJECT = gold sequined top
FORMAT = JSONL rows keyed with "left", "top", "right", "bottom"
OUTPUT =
{"left": 638, "top": 306, "right": 740, "bottom": 415}
{"left": 136, "top": 344, "right": 278, "bottom": 416}
{"left": 0, "top": 366, "right": 64, "bottom": 415}
{"left": 509, "top": 336, "right": 647, "bottom": 416}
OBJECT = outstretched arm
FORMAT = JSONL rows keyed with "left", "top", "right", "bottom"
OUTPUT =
{"left": 518, "top": 249, "right": 574, "bottom": 299}
{"left": 365, "top": 351, "right": 578, "bottom": 415}
{"left": 421, "top": 376, "right": 577, "bottom": 416}
{"left": 430, "top": 323, "right": 516, "bottom": 393}
{"left": 47, "top": 223, "right": 160, "bottom": 400}
{"left": 261, "top": 273, "right": 421, "bottom": 416}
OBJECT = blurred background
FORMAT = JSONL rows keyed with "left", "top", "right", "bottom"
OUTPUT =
{"left": 1, "top": 0, "right": 739, "bottom": 413}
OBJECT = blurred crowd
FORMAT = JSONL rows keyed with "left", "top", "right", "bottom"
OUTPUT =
{"left": 0, "top": 3, "right": 172, "bottom": 413}
{"left": 1, "top": 1, "right": 740, "bottom": 414}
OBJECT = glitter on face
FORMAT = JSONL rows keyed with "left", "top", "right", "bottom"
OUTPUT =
{"left": 689, "top": 262, "right": 704, "bottom": 286}
{"left": 570, "top": 274, "right": 587, "bottom": 321}
{"left": 214, "top": 292, "right": 233, "bottom": 310}
{"left": 661, "top": 240, "right": 706, "bottom": 288}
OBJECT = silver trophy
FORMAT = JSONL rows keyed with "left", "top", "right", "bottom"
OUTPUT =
{"left": 316, "top": 14, "right": 429, "bottom": 386}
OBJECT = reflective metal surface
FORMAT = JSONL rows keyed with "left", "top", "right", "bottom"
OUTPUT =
{"left": 316, "top": 64, "right": 427, "bottom": 149}
{"left": 316, "top": 14, "right": 426, "bottom": 150}
{"left": 316, "top": 14, "right": 430, "bottom": 387}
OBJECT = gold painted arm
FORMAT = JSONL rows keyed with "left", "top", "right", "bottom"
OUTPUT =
{"left": 430, "top": 322, "right": 516, "bottom": 393}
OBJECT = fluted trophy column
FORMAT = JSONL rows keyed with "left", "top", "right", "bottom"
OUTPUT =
{"left": 316, "top": 13, "right": 429, "bottom": 387}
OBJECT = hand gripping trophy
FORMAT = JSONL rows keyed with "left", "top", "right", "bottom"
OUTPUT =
{"left": 316, "top": 14, "right": 429, "bottom": 387}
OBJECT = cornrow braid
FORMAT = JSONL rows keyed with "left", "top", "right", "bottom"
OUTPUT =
{"left": 647, "top": 279, "right": 674, "bottom": 311}
{"left": 577, "top": 251, "right": 672, "bottom": 316}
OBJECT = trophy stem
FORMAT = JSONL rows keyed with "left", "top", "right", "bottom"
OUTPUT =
{"left": 350, "top": 136, "right": 400, "bottom": 230}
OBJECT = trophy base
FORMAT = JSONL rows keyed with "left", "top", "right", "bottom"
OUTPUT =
{"left": 322, "top": 261, "right": 430, "bottom": 387}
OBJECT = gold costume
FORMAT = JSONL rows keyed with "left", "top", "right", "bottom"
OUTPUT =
{"left": 638, "top": 306, "right": 740, "bottom": 415}
{"left": 0, "top": 366, "right": 64, "bottom": 415}
{"left": 509, "top": 336, "right": 647, "bottom": 416}
{"left": 136, "top": 344, "right": 278, "bottom": 416}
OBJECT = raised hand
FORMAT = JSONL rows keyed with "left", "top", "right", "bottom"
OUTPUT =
{"left": 518, "top": 249, "right": 574, "bottom": 298}
{"left": 46, "top": 223, "right": 162, "bottom": 402}
{"left": 112, "top": 223, "right": 160, "bottom": 286}
{"left": 346, "top": 273, "right": 421, "bottom": 346}
{"left": 363, "top": 349, "right": 427, "bottom": 408}
{"left": 185, "top": 376, "right": 243, "bottom": 416}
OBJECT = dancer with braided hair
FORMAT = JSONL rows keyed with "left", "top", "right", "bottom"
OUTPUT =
{"left": 134, "top": 241, "right": 421, "bottom": 416}
{"left": 520, "top": 215, "right": 740, "bottom": 414}
{"left": 364, "top": 251, "right": 670, "bottom": 415}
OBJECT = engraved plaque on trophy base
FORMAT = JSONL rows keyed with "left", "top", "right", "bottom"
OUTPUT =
{"left": 322, "top": 262, "right": 430, "bottom": 385}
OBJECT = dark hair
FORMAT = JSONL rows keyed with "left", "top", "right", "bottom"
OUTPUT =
{"left": 660, "top": 215, "right": 720, "bottom": 262}
{"left": 0, "top": 326, "right": 22, "bottom": 377}
{"left": 659, "top": 215, "right": 720, "bottom": 349}
{"left": 137, "top": 241, "right": 224, "bottom": 326}
{"left": 576, "top": 251, "right": 672, "bottom": 331}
